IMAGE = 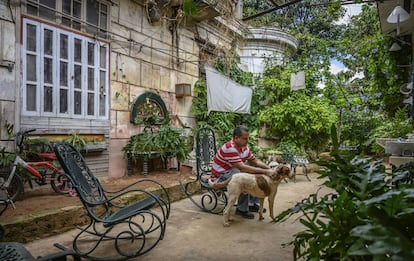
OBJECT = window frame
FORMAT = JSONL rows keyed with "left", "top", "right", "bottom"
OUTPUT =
{"left": 25, "top": 0, "right": 110, "bottom": 39}
{"left": 22, "top": 17, "right": 110, "bottom": 120}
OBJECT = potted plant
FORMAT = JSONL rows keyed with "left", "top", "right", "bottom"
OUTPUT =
{"left": 123, "top": 122, "right": 191, "bottom": 164}
{"left": 154, "top": 124, "right": 190, "bottom": 162}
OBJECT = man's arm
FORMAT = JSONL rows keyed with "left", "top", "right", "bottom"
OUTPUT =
{"left": 233, "top": 161, "right": 273, "bottom": 175}
{"left": 249, "top": 158, "right": 270, "bottom": 169}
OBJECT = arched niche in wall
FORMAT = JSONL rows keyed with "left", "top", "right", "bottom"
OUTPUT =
{"left": 130, "top": 92, "right": 169, "bottom": 126}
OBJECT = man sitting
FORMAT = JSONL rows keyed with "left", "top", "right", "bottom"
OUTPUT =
{"left": 210, "top": 125, "right": 274, "bottom": 219}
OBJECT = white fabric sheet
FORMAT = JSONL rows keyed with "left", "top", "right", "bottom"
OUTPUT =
{"left": 290, "top": 71, "right": 306, "bottom": 91}
{"left": 205, "top": 65, "right": 252, "bottom": 114}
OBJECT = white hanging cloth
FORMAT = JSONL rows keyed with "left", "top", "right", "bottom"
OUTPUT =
{"left": 290, "top": 71, "right": 306, "bottom": 91}
{"left": 205, "top": 65, "right": 252, "bottom": 114}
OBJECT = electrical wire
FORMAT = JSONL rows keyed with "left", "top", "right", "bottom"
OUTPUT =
{"left": 13, "top": 0, "right": 290, "bottom": 69}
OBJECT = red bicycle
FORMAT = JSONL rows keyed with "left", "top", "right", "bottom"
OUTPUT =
{"left": 0, "top": 129, "right": 72, "bottom": 207}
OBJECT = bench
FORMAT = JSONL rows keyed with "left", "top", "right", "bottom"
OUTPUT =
{"left": 54, "top": 142, "right": 171, "bottom": 260}
{"left": 179, "top": 127, "right": 228, "bottom": 214}
{"left": 339, "top": 145, "right": 359, "bottom": 153}
{"left": 283, "top": 153, "right": 311, "bottom": 182}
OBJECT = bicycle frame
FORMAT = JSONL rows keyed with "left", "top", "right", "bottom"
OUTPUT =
{"left": 0, "top": 129, "right": 73, "bottom": 208}
{"left": 2, "top": 155, "right": 63, "bottom": 188}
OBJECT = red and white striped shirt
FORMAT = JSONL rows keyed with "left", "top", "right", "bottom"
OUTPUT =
{"left": 211, "top": 139, "right": 255, "bottom": 177}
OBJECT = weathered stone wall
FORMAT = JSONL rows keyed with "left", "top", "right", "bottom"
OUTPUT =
{"left": 0, "top": 0, "right": 298, "bottom": 179}
{"left": 0, "top": 1, "right": 17, "bottom": 149}
{"left": 108, "top": 1, "right": 199, "bottom": 177}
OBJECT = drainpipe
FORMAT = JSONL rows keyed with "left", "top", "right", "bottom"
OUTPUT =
{"left": 411, "top": 62, "right": 414, "bottom": 122}
{"left": 410, "top": 32, "right": 414, "bottom": 122}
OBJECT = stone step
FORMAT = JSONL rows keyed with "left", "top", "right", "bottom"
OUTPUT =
{"left": 1, "top": 180, "right": 198, "bottom": 243}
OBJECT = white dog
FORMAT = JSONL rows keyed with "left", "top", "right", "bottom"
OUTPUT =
{"left": 210, "top": 165, "right": 292, "bottom": 227}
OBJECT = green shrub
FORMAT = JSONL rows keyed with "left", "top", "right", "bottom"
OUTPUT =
{"left": 274, "top": 154, "right": 414, "bottom": 260}
{"left": 123, "top": 125, "right": 190, "bottom": 163}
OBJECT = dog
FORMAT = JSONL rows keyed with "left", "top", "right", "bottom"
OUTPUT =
{"left": 268, "top": 161, "right": 280, "bottom": 168}
{"left": 268, "top": 156, "right": 290, "bottom": 183}
{"left": 210, "top": 165, "right": 292, "bottom": 227}
{"left": 267, "top": 155, "right": 285, "bottom": 168}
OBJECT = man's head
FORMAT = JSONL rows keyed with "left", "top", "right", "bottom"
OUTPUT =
{"left": 233, "top": 125, "right": 249, "bottom": 148}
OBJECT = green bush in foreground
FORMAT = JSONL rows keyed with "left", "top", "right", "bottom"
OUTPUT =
{"left": 274, "top": 154, "right": 414, "bottom": 260}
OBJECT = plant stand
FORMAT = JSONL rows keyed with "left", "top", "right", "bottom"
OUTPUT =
{"left": 127, "top": 152, "right": 180, "bottom": 176}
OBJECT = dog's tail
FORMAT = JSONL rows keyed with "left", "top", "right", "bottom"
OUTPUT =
{"left": 208, "top": 178, "right": 231, "bottom": 189}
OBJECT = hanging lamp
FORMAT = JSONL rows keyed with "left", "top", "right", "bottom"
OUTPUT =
{"left": 387, "top": 5, "right": 410, "bottom": 23}
{"left": 390, "top": 42, "right": 402, "bottom": 51}
{"left": 387, "top": 2, "right": 410, "bottom": 36}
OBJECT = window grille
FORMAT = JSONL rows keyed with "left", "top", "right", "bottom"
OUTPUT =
{"left": 26, "top": 0, "right": 109, "bottom": 39}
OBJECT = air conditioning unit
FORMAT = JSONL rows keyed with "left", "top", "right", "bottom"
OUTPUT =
{"left": 175, "top": 83, "right": 191, "bottom": 98}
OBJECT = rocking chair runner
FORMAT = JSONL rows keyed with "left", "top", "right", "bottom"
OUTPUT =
{"left": 179, "top": 127, "right": 228, "bottom": 214}
{"left": 53, "top": 142, "right": 170, "bottom": 261}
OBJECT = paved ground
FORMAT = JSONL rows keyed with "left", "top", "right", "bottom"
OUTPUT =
{"left": 24, "top": 172, "right": 331, "bottom": 261}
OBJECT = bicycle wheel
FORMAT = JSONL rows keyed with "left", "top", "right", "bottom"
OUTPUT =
{"left": 50, "top": 171, "right": 72, "bottom": 194}
{"left": 0, "top": 167, "right": 24, "bottom": 201}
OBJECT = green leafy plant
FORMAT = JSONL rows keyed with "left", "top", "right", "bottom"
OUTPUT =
{"left": 155, "top": 125, "right": 190, "bottom": 162}
{"left": 123, "top": 132, "right": 156, "bottom": 157}
{"left": 64, "top": 131, "right": 87, "bottom": 151}
{"left": 182, "top": 0, "right": 197, "bottom": 16}
{"left": 258, "top": 92, "right": 337, "bottom": 154}
{"left": 274, "top": 144, "right": 414, "bottom": 260}
{"left": 0, "top": 122, "right": 15, "bottom": 167}
{"left": 123, "top": 124, "right": 190, "bottom": 163}
{"left": 5, "top": 121, "right": 14, "bottom": 136}
{"left": 22, "top": 137, "right": 51, "bottom": 161}
{"left": 0, "top": 147, "right": 14, "bottom": 167}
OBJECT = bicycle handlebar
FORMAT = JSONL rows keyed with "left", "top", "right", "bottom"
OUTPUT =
{"left": 25, "top": 129, "right": 36, "bottom": 134}
{"left": 16, "top": 129, "right": 36, "bottom": 153}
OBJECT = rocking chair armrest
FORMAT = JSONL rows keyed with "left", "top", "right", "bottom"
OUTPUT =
{"left": 107, "top": 188, "right": 148, "bottom": 201}
{"left": 104, "top": 178, "right": 169, "bottom": 197}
